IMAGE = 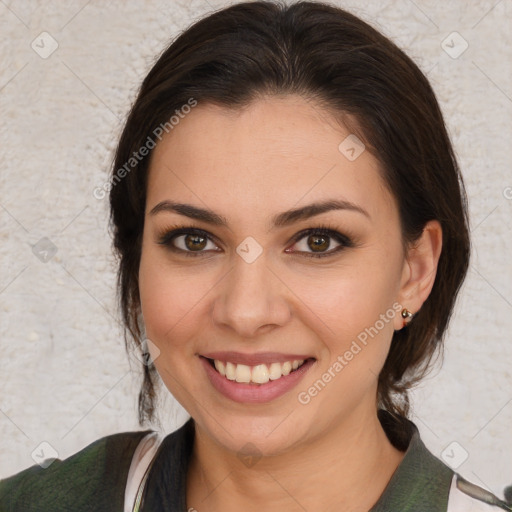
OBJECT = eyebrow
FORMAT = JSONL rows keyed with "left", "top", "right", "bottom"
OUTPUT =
{"left": 149, "top": 199, "right": 370, "bottom": 228}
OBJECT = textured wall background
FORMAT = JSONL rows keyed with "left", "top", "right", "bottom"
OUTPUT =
{"left": 1, "top": 0, "right": 511, "bottom": 500}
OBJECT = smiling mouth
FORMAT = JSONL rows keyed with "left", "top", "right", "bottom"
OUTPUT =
{"left": 204, "top": 357, "right": 314, "bottom": 385}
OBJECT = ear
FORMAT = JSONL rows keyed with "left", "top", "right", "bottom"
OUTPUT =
{"left": 393, "top": 220, "right": 443, "bottom": 330}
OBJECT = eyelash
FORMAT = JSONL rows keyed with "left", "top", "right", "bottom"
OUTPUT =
{"left": 156, "top": 223, "right": 354, "bottom": 259}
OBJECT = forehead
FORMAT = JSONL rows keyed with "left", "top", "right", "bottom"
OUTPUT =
{"left": 146, "top": 95, "right": 395, "bottom": 226}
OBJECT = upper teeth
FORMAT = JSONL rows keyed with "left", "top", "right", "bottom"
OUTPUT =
{"left": 213, "top": 359, "right": 305, "bottom": 384}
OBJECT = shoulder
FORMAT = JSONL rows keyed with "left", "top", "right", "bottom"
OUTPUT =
{"left": 447, "top": 474, "right": 512, "bottom": 511}
{"left": 373, "top": 411, "right": 511, "bottom": 512}
{"left": 0, "top": 429, "right": 153, "bottom": 512}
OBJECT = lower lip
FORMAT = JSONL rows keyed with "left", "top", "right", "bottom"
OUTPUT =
{"left": 200, "top": 356, "right": 315, "bottom": 403}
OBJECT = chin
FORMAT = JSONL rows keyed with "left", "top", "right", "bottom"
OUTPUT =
{"left": 192, "top": 406, "right": 314, "bottom": 458}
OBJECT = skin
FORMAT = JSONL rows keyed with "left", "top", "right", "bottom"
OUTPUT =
{"left": 138, "top": 94, "right": 442, "bottom": 512}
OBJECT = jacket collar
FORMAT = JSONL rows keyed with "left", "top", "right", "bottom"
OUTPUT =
{"left": 370, "top": 409, "right": 454, "bottom": 511}
{"left": 143, "top": 410, "right": 454, "bottom": 511}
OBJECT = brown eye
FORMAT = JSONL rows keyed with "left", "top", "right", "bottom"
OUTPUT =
{"left": 182, "top": 233, "right": 208, "bottom": 251}
{"left": 287, "top": 227, "right": 353, "bottom": 258}
{"left": 308, "top": 234, "right": 330, "bottom": 252}
{"left": 158, "top": 225, "right": 353, "bottom": 259}
{"left": 158, "top": 227, "right": 220, "bottom": 257}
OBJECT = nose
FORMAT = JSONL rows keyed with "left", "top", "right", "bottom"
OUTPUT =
{"left": 211, "top": 249, "right": 292, "bottom": 338}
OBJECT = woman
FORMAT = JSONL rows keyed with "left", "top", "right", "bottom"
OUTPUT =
{"left": 1, "top": 1, "right": 510, "bottom": 511}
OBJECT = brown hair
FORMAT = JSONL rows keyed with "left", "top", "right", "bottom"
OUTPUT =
{"left": 109, "top": 0, "right": 470, "bottom": 426}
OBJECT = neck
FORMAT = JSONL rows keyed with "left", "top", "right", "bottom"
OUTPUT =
{"left": 186, "top": 405, "right": 406, "bottom": 512}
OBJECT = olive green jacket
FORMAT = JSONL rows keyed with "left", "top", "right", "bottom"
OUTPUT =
{"left": 1, "top": 411, "right": 510, "bottom": 512}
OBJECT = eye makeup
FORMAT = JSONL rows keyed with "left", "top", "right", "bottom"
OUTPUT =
{"left": 155, "top": 222, "right": 356, "bottom": 259}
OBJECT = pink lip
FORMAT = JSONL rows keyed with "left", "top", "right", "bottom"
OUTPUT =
{"left": 200, "top": 351, "right": 313, "bottom": 366}
{"left": 200, "top": 355, "right": 316, "bottom": 403}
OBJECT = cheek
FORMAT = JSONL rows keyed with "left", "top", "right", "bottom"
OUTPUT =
{"left": 139, "top": 247, "right": 199, "bottom": 349}
{"left": 138, "top": 243, "right": 225, "bottom": 369}
{"left": 286, "top": 252, "right": 403, "bottom": 382}
{"left": 291, "top": 271, "right": 401, "bottom": 413}
{"left": 293, "top": 260, "right": 400, "bottom": 338}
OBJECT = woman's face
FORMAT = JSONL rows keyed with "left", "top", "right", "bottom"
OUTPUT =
{"left": 139, "top": 95, "right": 410, "bottom": 455}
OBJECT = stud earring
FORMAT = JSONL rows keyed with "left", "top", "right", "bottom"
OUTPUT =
{"left": 401, "top": 309, "right": 414, "bottom": 328}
